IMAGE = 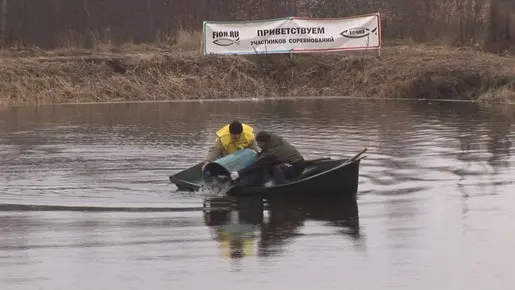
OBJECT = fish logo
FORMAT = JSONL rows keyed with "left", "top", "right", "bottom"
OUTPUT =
{"left": 340, "top": 27, "right": 378, "bottom": 39}
{"left": 212, "top": 30, "right": 240, "bottom": 47}
{"left": 213, "top": 37, "right": 240, "bottom": 47}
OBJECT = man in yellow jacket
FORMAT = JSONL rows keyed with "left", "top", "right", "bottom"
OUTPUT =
{"left": 202, "top": 120, "right": 260, "bottom": 171}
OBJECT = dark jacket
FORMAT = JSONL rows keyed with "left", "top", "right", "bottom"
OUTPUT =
{"left": 237, "top": 133, "right": 304, "bottom": 177}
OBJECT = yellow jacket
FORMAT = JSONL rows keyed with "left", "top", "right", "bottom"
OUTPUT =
{"left": 204, "top": 123, "right": 259, "bottom": 162}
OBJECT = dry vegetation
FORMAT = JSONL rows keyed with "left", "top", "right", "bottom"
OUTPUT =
{"left": 1, "top": 38, "right": 514, "bottom": 105}
{"left": 0, "top": 0, "right": 515, "bottom": 105}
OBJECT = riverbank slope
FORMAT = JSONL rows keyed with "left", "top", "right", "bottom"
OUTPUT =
{"left": 1, "top": 44, "right": 514, "bottom": 106}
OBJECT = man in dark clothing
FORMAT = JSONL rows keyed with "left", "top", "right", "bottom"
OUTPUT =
{"left": 229, "top": 131, "right": 305, "bottom": 184}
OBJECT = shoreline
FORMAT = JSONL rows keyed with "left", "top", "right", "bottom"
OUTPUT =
{"left": 3, "top": 95, "right": 509, "bottom": 109}
{"left": 1, "top": 44, "right": 514, "bottom": 106}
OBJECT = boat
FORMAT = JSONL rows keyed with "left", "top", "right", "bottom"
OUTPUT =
{"left": 169, "top": 148, "right": 367, "bottom": 199}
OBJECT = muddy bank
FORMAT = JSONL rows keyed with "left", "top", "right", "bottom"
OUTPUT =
{"left": 1, "top": 45, "right": 514, "bottom": 105}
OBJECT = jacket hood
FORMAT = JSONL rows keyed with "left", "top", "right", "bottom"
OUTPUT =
{"left": 261, "top": 133, "right": 282, "bottom": 152}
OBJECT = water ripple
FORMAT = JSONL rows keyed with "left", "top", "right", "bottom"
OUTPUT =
{"left": 1, "top": 99, "right": 515, "bottom": 289}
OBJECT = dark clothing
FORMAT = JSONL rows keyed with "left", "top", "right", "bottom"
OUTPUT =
{"left": 258, "top": 133, "right": 304, "bottom": 164}
{"left": 237, "top": 133, "right": 304, "bottom": 181}
{"left": 271, "top": 160, "right": 305, "bottom": 184}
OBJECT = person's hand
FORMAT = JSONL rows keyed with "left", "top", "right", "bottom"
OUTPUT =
{"left": 230, "top": 171, "right": 239, "bottom": 181}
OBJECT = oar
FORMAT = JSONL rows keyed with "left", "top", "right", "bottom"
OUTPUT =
{"left": 303, "top": 147, "right": 367, "bottom": 165}
{"left": 346, "top": 148, "right": 368, "bottom": 162}
{"left": 209, "top": 148, "right": 368, "bottom": 194}
{"left": 217, "top": 149, "right": 366, "bottom": 183}
{"left": 303, "top": 157, "right": 332, "bottom": 164}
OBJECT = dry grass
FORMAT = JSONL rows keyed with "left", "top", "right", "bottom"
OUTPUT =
{"left": 173, "top": 30, "right": 203, "bottom": 51}
{"left": 1, "top": 30, "right": 515, "bottom": 105}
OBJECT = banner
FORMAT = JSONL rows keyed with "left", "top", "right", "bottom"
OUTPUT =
{"left": 202, "top": 13, "right": 381, "bottom": 55}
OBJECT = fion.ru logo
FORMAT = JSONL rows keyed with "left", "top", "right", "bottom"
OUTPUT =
{"left": 212, "top": 31, "right": 240, "bottom": 46}
{"left": 340, "top": 27, "right": 378, "bottom": 39}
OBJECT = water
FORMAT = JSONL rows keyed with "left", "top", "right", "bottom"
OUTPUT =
{"left": 0, "top": 98, "right": 514, "bottom": 289}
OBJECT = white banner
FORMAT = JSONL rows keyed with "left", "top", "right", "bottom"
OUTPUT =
{"left": 202, "top": 13, "right": 381, "bottom": 55}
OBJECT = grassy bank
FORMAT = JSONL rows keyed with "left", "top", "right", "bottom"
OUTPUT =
{"left": 1, "top": 41, "right": 515, "bottom": 105}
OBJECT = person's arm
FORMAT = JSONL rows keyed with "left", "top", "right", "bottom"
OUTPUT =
{"left": 248, "top": 139, "right": 260, "bottom": 152}
{"left": 204, "top": 138, "right": 223, "bottom": 165}
{"left": 236, "top": 153, "right": 277, "bottom": 178}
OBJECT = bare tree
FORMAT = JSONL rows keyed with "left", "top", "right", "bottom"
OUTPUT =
{"left": 485, "top": 0, "right": 515, "bottom": 53}
{"left": 0, "top": 0, "right": 503, "bottom": 50}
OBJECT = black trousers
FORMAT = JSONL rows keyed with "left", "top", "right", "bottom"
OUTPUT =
{"left": 270, "top": 160, "right": 305, "bottom": 183}
{"left": 237, "top": 155, "right": 305, "bottom": 183}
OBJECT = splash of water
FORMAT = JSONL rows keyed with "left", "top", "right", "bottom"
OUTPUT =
{"left": 199, "top": 177, "right": 232, "bottom": 198}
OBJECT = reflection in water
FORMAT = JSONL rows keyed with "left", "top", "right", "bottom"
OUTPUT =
{"left": 203, "top": 195, "right": 361, "bottom": 264}
{"left": 203, "top": 197, "right": 264, "bottom": 262}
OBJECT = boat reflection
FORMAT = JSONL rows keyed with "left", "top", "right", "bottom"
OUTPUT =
{"left": 202, "top": 193, "right": 360, "bottom": 260}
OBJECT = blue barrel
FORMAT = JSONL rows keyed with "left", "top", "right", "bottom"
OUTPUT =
{"left": 203, "top": 149, "right": 259, "bottom": 186}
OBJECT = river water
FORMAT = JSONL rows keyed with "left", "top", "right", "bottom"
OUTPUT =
{"left": 0, "top": 98, "right": 514, "bottom": 289}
